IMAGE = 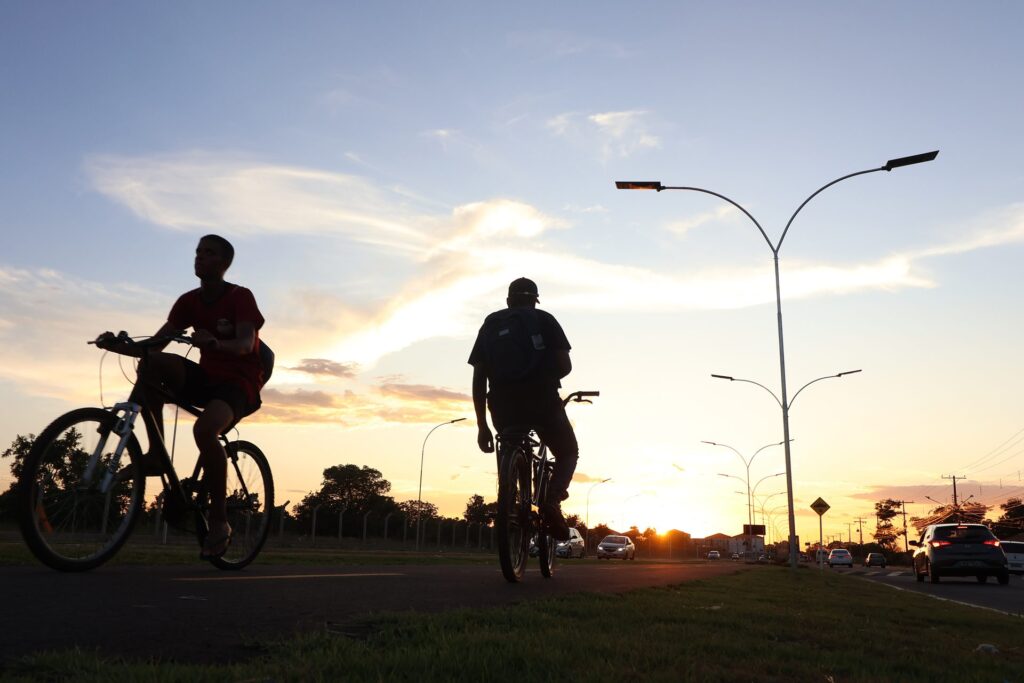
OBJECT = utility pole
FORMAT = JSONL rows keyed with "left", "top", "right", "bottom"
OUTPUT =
{"left": 853, "top": 517, "right": 867, "bottom": 546}
{"left": 846, "top": 522, "right": 852, "bottom": 544}
{"left": 895, "top": 500, "right": 915, "bottom": 552}
{"left": 942, "top": 475, "right": 965, "bottom": 506}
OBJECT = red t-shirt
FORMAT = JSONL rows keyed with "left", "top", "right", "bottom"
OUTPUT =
{"left": 168, "top": 284, "right": 266, "bottom": 403}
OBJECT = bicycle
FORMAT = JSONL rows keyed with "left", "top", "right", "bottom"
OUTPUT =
{"left": 495, "top": 390, "right": 598, "bottom": 583}
{"left": 16, "top": 331, "right": 274, "bottom": 572}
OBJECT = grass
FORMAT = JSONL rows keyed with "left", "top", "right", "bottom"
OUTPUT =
{"left": 3, "top": 568, "right": 1023, "bottom": 682}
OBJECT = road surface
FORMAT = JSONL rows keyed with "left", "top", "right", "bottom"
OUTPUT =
{"left": 0, "top": 560, "right": 741, "bottom": 663}
{"left": 829, "top": 566, "right": 1024, "bottom": 616}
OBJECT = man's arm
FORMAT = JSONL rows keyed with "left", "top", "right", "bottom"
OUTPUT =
{"left": 472, "top": 364, "right": 493, "bottom": 453}
{"left": 553, "top": 349, "right": 572, "bottom": 379}
{"left": 95, "top": 321, "right": 180, "bottom": 357}
{"left": 191, "top": 321, "right": 256, "bottom": 355}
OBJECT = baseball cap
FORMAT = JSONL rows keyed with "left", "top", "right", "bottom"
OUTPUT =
{"left": 508, "top": 277, "right": 539, "bottom": 301}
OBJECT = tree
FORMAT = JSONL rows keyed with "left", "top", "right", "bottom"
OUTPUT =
{"left": 565, "top": 513, "right": 583, "bottom": 530}
{"left": 293, "top": 464, "right": 398, "bottom": 534}
{"left": 464, "top": 494, "right": 497, "bottom": 525}
{"left": 398, "top": 499, "right": 438, "bottom": 521}
{"left": 873, "top": 499, "right": 902, "bottom": 550}
{"left": 0, "top": 434, "right": 34, "bottom": 521}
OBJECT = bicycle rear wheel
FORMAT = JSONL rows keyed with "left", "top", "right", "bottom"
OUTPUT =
{"left": 196, "top": 440, "right": 274, "bottom": 570}
{"left": 17, "top": 407, "right": 146, "bottom": 571}
{"left": 496, "top": 445, "right": 531, "bottom": 583}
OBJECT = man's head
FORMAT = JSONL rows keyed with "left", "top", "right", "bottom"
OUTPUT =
{"left": 194, "top": 234, "right": 234, "bottom": 280}
{"left": 506, "top": 277, "right": 539, "bottom": 308}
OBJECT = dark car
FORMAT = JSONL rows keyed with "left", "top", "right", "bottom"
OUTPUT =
{"left": 863, "top": 552, "right": 887, "bottom": 568}
{"left": 910, "top": 523, "right": 1009, "bottom": 584}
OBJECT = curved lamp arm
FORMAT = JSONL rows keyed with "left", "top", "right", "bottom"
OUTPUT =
{"left": 789, "top": 370, "right": 862, "bottom": 411}
{"left": 711, "top": 374, "right": 783, "bottom": 409}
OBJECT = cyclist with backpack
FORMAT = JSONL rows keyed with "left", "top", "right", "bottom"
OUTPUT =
{"left": 94, "top": 234, "right": 266, "bottom": 559}
{"left": 468, "top": 277, "right": 577, "bottom": 541}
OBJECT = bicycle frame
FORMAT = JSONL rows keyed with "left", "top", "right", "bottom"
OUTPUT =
{"left": 82, "top": 342, "right": 248, "bottom": 531}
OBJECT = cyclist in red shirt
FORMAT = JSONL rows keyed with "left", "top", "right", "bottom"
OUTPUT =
{"left": 96, "top": 234, "right": 265, "bottom": 559}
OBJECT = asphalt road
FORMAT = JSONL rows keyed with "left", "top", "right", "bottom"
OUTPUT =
{"left": 0, "top": 560, "right": 740, "bottom": 663}
{"left": 827, "top": 566, "right": 1024, "bottom": 616}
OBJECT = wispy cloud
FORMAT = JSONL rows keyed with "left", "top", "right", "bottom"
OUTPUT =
{"left": 506, "top": 29, "right": 629, "bottom": 60}
{"left": 546, "top": 109, "right": 660, "bottom": 160}
{"left": 81, "top": 153, "right": 1024, "bottom": 376}
{"left": 379, "top": 383, "right": 470, "bottom": 402}
{"left": 288, "top": 358, "right": 359, "bottom": 378}
{"left": 87, "top": 153, "right": 439, "bottom": 255}
{"left": 666, "top": 205, "right": 740, "bottom": 237}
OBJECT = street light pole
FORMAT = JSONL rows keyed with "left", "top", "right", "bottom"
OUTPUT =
{"left": 416, "top": 417, "right": 465, "bottom": 549}
{"left": 618, "top": 151, "right": 938, "bottom": 569}
{"left": 585, "top": 478, "right": 612, "bottom": 551}
{"left": 705, "top": 439, "right": 785, "bottom": 558}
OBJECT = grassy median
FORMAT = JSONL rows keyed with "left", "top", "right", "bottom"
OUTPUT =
{"left": 4, "top": 568, "right": 1023, "bottom": 682}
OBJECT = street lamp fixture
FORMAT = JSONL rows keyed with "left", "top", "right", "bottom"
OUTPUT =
{"left": 619, "top": 150, "right": 938, "bottom": 569}
{"left": 416, "top": 417, "right": 466, "bottom": 549}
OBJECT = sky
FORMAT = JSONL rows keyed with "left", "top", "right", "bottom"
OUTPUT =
{"left": 2, "top": 2, "right": 1024, "bottom": 542}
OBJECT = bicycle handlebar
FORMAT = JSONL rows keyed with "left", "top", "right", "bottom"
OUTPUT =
{"left": 563, "top": 390, "right": 600, "bottom": 406}
{"left": 88, "top": 330, "right": 192, "bottom": 350}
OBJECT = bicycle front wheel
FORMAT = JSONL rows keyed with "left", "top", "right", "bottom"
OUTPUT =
{"left": 198, "top": 440, "right": 274, "bottom": 570}
{"left": 538, "top": 532, "right": 556, "bottom": 578}
{"left": 17, "top": 407, "right": 146, "bottom": 571}
{"left": 496, "top": 445, "right": 531, "bottom": 583}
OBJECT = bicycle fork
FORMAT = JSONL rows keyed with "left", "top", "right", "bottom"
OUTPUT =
{"left": 82, "top": 402, "right": 141, "bottom": 495}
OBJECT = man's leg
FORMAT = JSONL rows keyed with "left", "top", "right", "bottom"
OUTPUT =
{"left": 129, "top": 352, "right": 186, "bottom": 460}
{"left": 535, "top": 407, "right": 579, "bottom": 503}
{"left": 193, "top": 399, "right": 234, "bottom": 554}
{"left": 534, "top": 404, "right": 578, "bottom": 541}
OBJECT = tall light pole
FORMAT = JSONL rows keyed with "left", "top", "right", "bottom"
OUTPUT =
{"left": 705, "top": 439, "right": 786, "bottom": 557}
{"left": 617, "top": 150, "right": 938, "bottom": 568}
{"left": 750, "top": 473, "right": 786, "bottom": 523}
{"left": 416, "top": 417, "right": 465, "bottom": 549}
{"left": 585, "top": 478, "right": 612, "bottom": 551}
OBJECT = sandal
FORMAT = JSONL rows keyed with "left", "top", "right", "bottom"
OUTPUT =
{"left": 200, "top": 523, "right": 232, "bottom": 560}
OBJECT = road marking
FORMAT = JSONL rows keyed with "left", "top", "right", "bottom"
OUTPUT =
{"left": 856, "top": 575, "right": 1024, "bottom": 619}
{"left": 173, "top": 572, "right": 405, "bottom": 582}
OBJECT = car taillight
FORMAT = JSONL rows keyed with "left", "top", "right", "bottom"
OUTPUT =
{"left": 929, "top": 540, "right": 952, "bottom": 548}
{"left": 983, "top": 539, "right": 1001, "bottom": 547}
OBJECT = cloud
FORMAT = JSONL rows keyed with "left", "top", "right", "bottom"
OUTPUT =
{"left": 548, "top": 110, "right": 660, "bottom": 159}
{"left": 288, "top": 358, "right": 359, "bottom": 378}
{"left": 252, "top": 382, "right": 471, "bottom": 426}
{"left": 506, "top": 29, "right": 629, "bottom": 60}
{"left": 379, "top": 383, "right": 470, "bottom": 402}
{"left": 666, "top": 205, "right": 740, "bottom": 237}
{"left": 571, "top": 471, "right": 606, "bottom": 484}
{"left": 81, "top": 153, "right": 1024, "bottom": 377}
{"left": 86, "top": 153, "right": 438, "bottom": 255}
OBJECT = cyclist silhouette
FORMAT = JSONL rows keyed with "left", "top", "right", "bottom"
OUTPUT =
{"left": 95, "top": 234, "right": 265, "bottom": 559}
{"left": 469, "top": 277, "right": 577, "bottom": 540}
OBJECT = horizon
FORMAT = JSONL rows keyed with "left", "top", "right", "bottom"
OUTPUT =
{"left": 3, "top": 2, "right": 1024, "bottom": 543}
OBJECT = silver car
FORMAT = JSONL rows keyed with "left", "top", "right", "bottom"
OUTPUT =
{"left": 555, "top": 527, "right": 586, "bottom": 559}
{"left": 597, "top": 535, "right": 635, "bottom": 560}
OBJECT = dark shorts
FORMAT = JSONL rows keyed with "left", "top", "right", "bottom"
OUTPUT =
{"left": 488, "top": 388, "right": 579, "bottom": 499}
{"left": 178, "top": 358, "right": 258, "bottom": 422}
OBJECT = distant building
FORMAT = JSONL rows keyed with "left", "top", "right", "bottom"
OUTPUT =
{"left": 727, "top": 534, "right": 765, "bottom": 555}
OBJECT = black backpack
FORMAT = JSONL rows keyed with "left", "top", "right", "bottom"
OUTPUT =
{"left": 481, "top": 308, "right": 546, "bottom": 383}
{"left": 257, "top": 339, "right": 275, "bottom": 387}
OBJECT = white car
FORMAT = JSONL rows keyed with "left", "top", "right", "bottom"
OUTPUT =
{"left": 707, "top": 550, "right": 721, "bottom": 560}
{"left": 1001, "top": 540, "right": 1024, "bottom": 575}
{"left": 597, "top": 535, "right": 636, "bottom": 560}
{"left": 828, "top": 548, "right": 853, "bottom": 568}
